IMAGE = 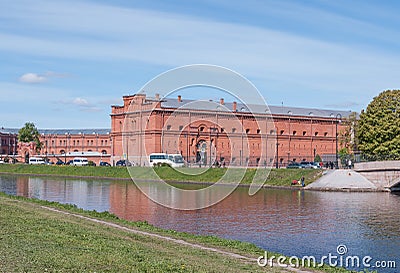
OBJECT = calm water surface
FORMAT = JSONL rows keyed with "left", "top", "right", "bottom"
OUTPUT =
{"left": 0, "top": 175, "right": 399, "bottom": 272}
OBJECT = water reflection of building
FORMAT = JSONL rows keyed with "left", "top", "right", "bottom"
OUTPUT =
{"left": 109, "top": 182, "right": 158, "bottom": 222}
{"left": 107, "top": 181, "right": 328, "bottom": 235}
{"left": 15, "top": 176, "right": 110, "bottom": 211}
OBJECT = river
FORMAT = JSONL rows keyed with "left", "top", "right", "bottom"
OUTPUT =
{"left": 0, "top": 174, "right": 399, "bottom": 272}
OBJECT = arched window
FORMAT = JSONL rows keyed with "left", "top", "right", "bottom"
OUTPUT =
{"left": 101, "top": 150, "right": 107, "bottom": 154}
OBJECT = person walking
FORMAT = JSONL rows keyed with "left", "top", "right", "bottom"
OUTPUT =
{"left": 301, "top": 176, "right": 305, "bottom": 187}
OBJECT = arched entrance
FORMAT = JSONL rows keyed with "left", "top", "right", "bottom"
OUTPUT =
{"left": 196, "top": 139, "right": 217, "bottom": 166}
{"left": 196, "top": 140, "right": 207, "bottom": 166}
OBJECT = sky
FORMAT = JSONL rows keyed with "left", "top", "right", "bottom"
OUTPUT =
{"left": 1, "top": 0, "right": 400, "bottom": 129}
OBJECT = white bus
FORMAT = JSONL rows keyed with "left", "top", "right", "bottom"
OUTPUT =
{"left": 28, "top": 157, "right": 45, "bottom": 165}
{"left": 149, "top": 153, "right": 184, "bottom": 167}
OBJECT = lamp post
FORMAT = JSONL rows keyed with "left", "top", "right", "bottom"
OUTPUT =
{"left": 276, "top": 133, "right": 279, "bottom": 169}
{"left": 335, "top": 113, "right": 342, "bottom": 169}
{"left": 313, "top": 147, "right": 316, "bottom": 162}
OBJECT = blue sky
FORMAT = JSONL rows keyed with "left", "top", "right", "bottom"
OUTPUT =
{"left": 1, "top": 0, "right": 400, "bottom": 128}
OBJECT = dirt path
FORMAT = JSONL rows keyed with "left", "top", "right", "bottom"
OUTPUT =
{"left": 40, "top": 205, "right": 316, "bottom": 273}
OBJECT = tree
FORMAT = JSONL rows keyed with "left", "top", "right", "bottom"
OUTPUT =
{"left": 314, "top": 154, "right": 322, "bottom": 162}
{"left": 18, "top": 122, "right": 42, "bottom": 153}
{"left": 356, "top": 90, "right": 400, "bottom": 160}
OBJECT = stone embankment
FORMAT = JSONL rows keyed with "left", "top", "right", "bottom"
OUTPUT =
{"left": 306, "top": 170, "right": 380, "bottom": 191}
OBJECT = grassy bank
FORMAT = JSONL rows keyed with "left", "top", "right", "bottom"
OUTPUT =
{"left": 0, "top": 193, "right": 268, "bottom": 272}
{"left": 0, "top": 164, "right": 322, "bottom": 187}
{"left": 0, "top": 193, "right": 350, "bottom": 273}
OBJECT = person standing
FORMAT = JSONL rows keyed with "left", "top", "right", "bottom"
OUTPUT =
{"left": 301, "top": 176, "right": 305, "bottom": 187}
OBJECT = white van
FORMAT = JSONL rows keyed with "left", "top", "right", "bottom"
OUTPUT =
{"left": 29, "top": 157, "right": 45, "bottom": 165}
{"left": 72, "top": 157, "right": 88, "bottom": 166}
{"left": 167, "top": 154, "right": 185, "bottom": 167}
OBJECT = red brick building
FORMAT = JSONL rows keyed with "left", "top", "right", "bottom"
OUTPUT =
{"left": 2, "top": 128, "right": 111, "bottom": 164}
{"left": 0, "top": 128, "right": 18, "bottom": 158}
{"left": 4, "top": 93, "right": 350, "bottom": 167}
{"left": 111, "top": 93, "right": 350, "bottom": 167}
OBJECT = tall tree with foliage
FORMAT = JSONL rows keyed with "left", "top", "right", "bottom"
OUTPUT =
{"left": 18, "top": 122, "right": 42, "bottom": 153}
{"left": 356, "top": 90, "right": 400, "bottom": 160}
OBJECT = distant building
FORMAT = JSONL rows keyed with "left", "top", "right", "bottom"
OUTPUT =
{"left": 111, "top": 93, "right": 351, "bottom": 167}
{"left": 0, "top": 128, "right": 18, "bottom": 158}
{"left": 1, "top": 128, "right": 111, "bottom": 164}
{"left": 37, "top": 129, "right": 111, "bottom": 164}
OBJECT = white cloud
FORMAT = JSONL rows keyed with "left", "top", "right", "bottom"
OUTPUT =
{"left": 59, "top": 97, "right": 103, "bottom": 112}
{"left": 19, "top": 73, "right": 47, "bottom": 84}
{"left": 73, "top": 97, "right": 89, "bottom": 106}
{"left": 18, "top": 71, "right": 70, "bottom": 84}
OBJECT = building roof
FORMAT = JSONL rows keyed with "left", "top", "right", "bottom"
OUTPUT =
{"left": 0, "top": 128, "right": 19, "bottom": 134}
{"left": 0, "top": 128, "right": 110, "bottom": 136}
{"left": 38, "top": 129, "right": 110, "bottom": 135}
{"left": 159, "top": 98, "right": 354, "bottom": 118}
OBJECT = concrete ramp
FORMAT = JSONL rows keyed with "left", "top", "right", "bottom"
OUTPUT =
{"left": 306, "top": 170, "right": 379, "bottom": 191}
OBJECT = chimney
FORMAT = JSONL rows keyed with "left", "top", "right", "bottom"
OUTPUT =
{"left": 155, "top": 93, "right": 160, "bottom": 100}
{"left": 220, "top": 98, "right": 224, "bottom": 105}
{"left": 233, "top": 101, "right": 237, "bottom": 112}
{"left": 178, "top": 95, "right": 182, "bottom": 103}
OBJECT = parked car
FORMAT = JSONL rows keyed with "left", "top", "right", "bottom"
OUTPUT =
{"left": 0, "top": 159, "right": 4, "bottom": 164}
{"left": 66, "top": 160, "right": 74, "bottom": 165}
{"left": 56, "top": 160, "right": 65, "bottom": 165}
{"left": 300, "top": 161, "right": 313, "bottom": 169}
{"left": 312, "top": 162, "right": 322, "bottom": 169}
{"left": 116, "top": 160, "right": 132, "bottom": 167}
{"left": 287, "top": 162, "right": 302, "bottom": 169}
{"left": 99, "top": 161, "right": 111, "bottom": 166}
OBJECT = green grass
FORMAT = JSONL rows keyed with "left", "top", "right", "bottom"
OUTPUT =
{"left": 0, "top": 164, "right": 322, "bottom": 188}
{"left": 0, "top": 192, "right": 353, "bottom": 273}
{"left": 0, "top": 164, "right": 132, "bottom": 179}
